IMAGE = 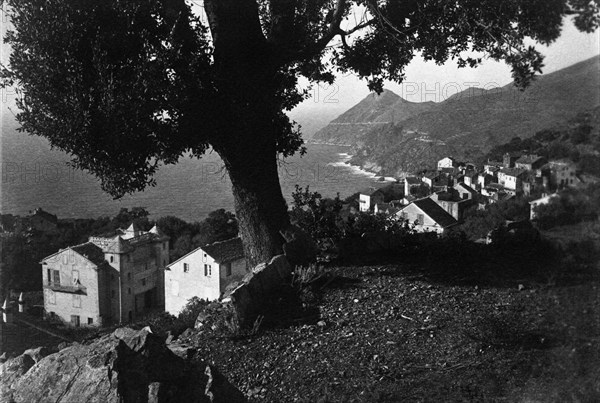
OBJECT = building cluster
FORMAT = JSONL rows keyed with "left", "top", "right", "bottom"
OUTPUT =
{"left": 38, "top": 222, "right": 248, "bottom": 327}
{"left": 359, "top": 153, "right": 578, "bottom": 234}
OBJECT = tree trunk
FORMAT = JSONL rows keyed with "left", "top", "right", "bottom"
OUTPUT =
{"left": 217, "top": 136, "right": 290, "bottom": 268}
{"left": 204, "top": 0, "right": 291, "bottom": 267}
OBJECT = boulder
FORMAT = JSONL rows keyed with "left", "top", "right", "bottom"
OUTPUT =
{"left": 23, "top": 346, "right": 57, "bottom": 363}
{"left": 1, "top": 327, "right": 246, "bottom": 403}
{"left": 0, "top": 354, "right": 35, "bottom": 401}
{"left": 228, "top": 255, "right": 293, "bottom": 327}
{"left": 280, "top": 225, "right": 318, "bottom": 267}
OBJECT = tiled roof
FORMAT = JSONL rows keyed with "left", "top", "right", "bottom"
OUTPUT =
{"left": 412, "top": 198, "right": 458, "bottom": 228}
{"left": 405, "top": 177, "right": 422, "bottom": 184}
{"left": 455, "top": 182, "right": 477, "bottom": 194}
{"left": 359, "top": 188, "right": 385, "bottom": 197}
{"left": 499, "top": 168, "right": 527, "bottom": 177}
{"left": 71, "top": 242, "right": 106, "bottom": 266}
{"left": 89, "top": 236, "right": 134, "bottom": 253}
{"left": 202, "top": 237, "right": 245, "bottom": 264}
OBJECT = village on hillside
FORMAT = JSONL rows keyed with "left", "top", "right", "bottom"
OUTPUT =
{"left": 359, "top": 153, "right": 578, "bottom": 238}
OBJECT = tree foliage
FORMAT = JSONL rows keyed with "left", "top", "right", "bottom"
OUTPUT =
{"left": 290, "top": 185, "right": 345, "bottom": 248}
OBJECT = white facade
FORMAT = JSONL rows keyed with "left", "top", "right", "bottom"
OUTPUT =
{"left": 393, "top": 203, "right": 443, "bottom": 234}
{"left": 165, "top": 243, "right": 248, "bottom": 315}
{"left": 437, "top": 157, "right": 456, "bottom": 170}
{"left": 42, "top": 248, "right": 105, "bottom": 327}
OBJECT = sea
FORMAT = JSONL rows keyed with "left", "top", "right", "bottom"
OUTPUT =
{"left": 1, "top": 118, "right": 394, "bottom": 222}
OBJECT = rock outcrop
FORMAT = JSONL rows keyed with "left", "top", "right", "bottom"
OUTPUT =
{"left": 222, "top": 255, "right": 293, "bottom": 327}
{"left": 0, "top": 327, "right": 246, "bottom": 403}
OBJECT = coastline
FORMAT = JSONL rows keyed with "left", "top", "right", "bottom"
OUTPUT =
{"left": 328, "top": 152, "right": 397, "bottom": 183}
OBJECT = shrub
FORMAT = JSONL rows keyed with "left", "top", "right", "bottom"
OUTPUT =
{"left": 290, "top": 185, "right": 345, "bottom": 249}
{"left": 178, "top": 297, "right": 210, "bottom": 328}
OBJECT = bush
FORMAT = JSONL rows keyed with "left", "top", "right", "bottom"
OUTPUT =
{"left": 178, "top": 297, "right": 210, "bottom": 328}
{"left": 290, "top": 185, "right": 345, "bottom": 250}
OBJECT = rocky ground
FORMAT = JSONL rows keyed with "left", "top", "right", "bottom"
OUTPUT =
{"left": 179, "top": 264, "right": 599, "bottom": 402}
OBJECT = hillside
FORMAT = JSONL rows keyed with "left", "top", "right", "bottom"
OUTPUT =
{"left": 312, "top": 56, "right": 600, "bottom": 175}
{"left": 312, "top": 89, "right": 435, "bottom": 146}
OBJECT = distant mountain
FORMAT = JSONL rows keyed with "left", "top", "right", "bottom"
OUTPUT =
{"left": 312, "top": 55, "right": 600, "bottom": 176}
{"left": 312, "top": 89, "right": 435, "bottom": 145}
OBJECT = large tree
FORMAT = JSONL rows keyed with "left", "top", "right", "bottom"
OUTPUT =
{"left": 1, "top": 0, "right": 598, "bottom": 266}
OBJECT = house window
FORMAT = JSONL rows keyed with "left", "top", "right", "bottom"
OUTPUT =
{"left": 73, "top": 294, "right": 81, "bottom": 308}
{"left": 47, "top": 269, "right": 60, "bottom": 286}
{"left": 127, "top": 273, "right": 132, "bottom": 280}
{"left": 204, "top": 264, "right": 208, "bottom": 276}
{"left": 88, "top": 318, "right": 93, "bottom": 325}
{"left": 183, "top": 263, "right": 189, "bottom": 273}
{"left": 142, "top": 278, "right": 146, "bottom": 286}
{"left": 72, "top": 270, "right": 79, "bottom": 285}
{"left": 224, "top": 263, "right": 232, "bottom": 277}
{"left": 70, "top": 315, "right": 80, "bottom": 327}
{"left": 417, "top": 214, "right": 424, "bottom": 225}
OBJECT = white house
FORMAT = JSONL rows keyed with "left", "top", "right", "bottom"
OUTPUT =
{"left": 358, "top": 188, "right": 385, "bottom": 212}
{"left": 437, "top": 157, "right": 457, "bottom": 170}
{"left": 393, "top": 198, "right": 458, "bottom": 234}
{"left": 529, "top": 193, "right": 559, "bottom": 220}
{"left": 164, "top": 237, "right": 248, "bottom": 315}
{"left": 498, "top": 168, "right": 527, "bottom": 191}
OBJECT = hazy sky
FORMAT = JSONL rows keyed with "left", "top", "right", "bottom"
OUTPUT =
{"left": 294, "top": 18, "right": 599, "bottom": 116}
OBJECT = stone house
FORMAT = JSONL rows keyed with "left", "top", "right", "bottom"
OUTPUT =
{"left": 515, "top": 154, "right": 547, "bottom": 171}
{"left": 358, "top": 188, "right": 385, "bottom": 212}
{"left": 503, "top": 152, "right": 521, "bottom": 168}
{"left": 421, "top": 171, "right": 449, "bottom": 189}
{"left": 484, "top": 161, "right": 503, "bottom": 176}
{"left": 394, "top": 198, "right": 457, "bottom": 234}
{"left": 547, "top": 160, "right": 577, "bottom": 188}
{"left": 41, "top": 223, "right": 169, "bottom": 327}
{"left": 429, "top": 186, "right": 476, "bottom": 222}
{"left": 461, "top": 170, "right": 479, "bottom": 189}
{"left": 164, "top": 238, "right": 248, "bottom": 315}
{"left": 498, "top": 168, "right": 527, "bottom": 191}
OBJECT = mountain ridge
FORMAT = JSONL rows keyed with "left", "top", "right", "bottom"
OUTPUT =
{"left": 312, "top": 55, "right": 600, "bottom": 176}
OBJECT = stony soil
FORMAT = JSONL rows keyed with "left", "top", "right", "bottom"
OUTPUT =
{"left": 176, "top": 263, "right": 599, "bottom": 402}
